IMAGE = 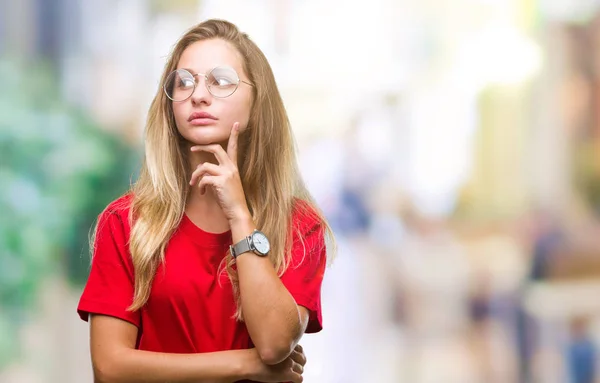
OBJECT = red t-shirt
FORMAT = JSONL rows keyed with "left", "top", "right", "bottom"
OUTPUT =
{"left": 77, "top": 194, "right": 325, "bottom": 378}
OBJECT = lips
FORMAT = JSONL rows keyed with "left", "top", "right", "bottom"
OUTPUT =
{"left": 188, "top": 111, "right": 217, "bottom": 122}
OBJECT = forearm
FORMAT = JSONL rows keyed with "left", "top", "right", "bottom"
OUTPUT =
{"left": 230, "top": 216, "right": 303, "bottom": 364}
{"left": 94, "top": 347, "right": 253, "bottom": 383}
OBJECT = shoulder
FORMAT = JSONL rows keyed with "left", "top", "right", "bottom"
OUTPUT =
{"left": 96, "top": 193, "right": 134, "bottom": 233}
{"left": 291, "top": 199, "right": 322, "bottom": 230}
{"left": 105, "top": 193, "right": 133, "bottom": 214}
{"left": 90, "top": 194, "right": 134, "bottom": 262}
{"left": 287, "top": 199, "right": 328, "bottom": 269}
{"left": 101, "top": 193, "right": 133, "bottom": 218}
{"left": 290, "top": 199, "right": 326, "bottom": 243}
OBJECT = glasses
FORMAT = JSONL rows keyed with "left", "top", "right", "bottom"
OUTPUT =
{"left": 164, "top": 66, "right": 253, "bottom": 101}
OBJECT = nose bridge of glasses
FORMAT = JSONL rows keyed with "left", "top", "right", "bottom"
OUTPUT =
{"left": 190, "top": 72, "right": 212, "bottom": 97}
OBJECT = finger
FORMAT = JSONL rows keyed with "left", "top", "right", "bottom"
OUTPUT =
{"left": 289, "top": 370, "right": 303, "bottom": 383}
{"left": 294, "top": 344, "right": 304, "bottom": 353}
{"left": 291, "top": 349, "right": 306, "bottom": 364}
{"left": 227, "top": 122, "right": 240, "bottom": 166}
{"left": 190, "top": 144, "right": 229, "bottom": 165}
{"left": 291, "top": 349, "right": 307, "bottom": 366}
{"left": 189, "top": 162, "right": 221, "bottom": 186}
{"left": 197, "top": 175, "right": 218, "bottom": 195}
{"left": 291, "top": 360, "right": 304, "bottom": 375}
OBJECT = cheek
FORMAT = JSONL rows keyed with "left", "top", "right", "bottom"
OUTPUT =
{"left": 232, "top": 107, "right": 251, "bottom": 128}
{"left": 172, "top": 103, "right": 188, "bottom": 124}
{"left": 233, "top": 95, "right": 253, "bottom": 128}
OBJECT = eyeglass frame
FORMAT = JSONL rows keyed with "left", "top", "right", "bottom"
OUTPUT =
{"left": 163, "top": 66, "right": 254, "bottom": 101}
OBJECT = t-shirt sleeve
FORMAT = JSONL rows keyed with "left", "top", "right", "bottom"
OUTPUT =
{"left": 77, "top": 208, "right": 141, "bottom": 328}
{"left": 280, "top": 216, "right": 327, "bottom": 334}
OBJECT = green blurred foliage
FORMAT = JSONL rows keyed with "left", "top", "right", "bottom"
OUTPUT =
{"left": 0, "top": 58, "right": 140, "bottom": 367}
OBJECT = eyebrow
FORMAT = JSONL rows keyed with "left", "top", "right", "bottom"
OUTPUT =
{"left": 176, "top": 66, "right": 252, "bottom": 85}
{"left": 179, "top": 67, "right": 201, "bottom": 74}
{"left": 178, "top": 66, "right": 238, "bottom": 74}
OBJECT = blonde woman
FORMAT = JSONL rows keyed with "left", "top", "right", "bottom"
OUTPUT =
{"left": 77, "top": 19, "right": 334, "bottom": 383}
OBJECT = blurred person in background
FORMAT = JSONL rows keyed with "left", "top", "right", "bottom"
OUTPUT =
{"left": 76, "top": 19, "right": 334, "bottom": 383}
{"left": 567, "top": 316, "right": 596, "bottom": 383}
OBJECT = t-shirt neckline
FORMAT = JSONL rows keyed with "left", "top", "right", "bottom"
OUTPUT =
{"left": 179, "top": 213, "right": 232, "bottom": 247}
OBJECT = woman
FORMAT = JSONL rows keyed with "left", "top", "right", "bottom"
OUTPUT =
{"left": 77, "top": 19, "right": 334, "bottom": 383}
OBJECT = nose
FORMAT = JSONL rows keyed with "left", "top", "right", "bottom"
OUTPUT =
{"left": 190, "top": 75, "right": 212, "bottom": 106}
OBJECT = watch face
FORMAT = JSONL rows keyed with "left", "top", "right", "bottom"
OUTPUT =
{"left": 252, "top": 231, "right": 270, "bottom": 255}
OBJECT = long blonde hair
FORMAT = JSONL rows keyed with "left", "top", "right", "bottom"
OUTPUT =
{"left": 117, "top": 19, "right": 334, "bottom": 319}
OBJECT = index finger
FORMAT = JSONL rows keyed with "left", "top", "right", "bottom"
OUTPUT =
{"left": 227, "top": 122, "right": 240, "bottom": 166}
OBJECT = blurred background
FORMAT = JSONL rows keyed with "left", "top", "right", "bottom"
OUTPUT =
{"left": 3, "top": 0, "right": 600, "bottom": 382}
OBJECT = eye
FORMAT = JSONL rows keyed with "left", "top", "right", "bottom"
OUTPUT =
{"left": 208, "top": 66, "right": 239, "bottom": 88}
{"left": 178, "top": 77, "right": 195, "bottom": 88}
{"left": 215, "top": 77, "right": 234, "bottom": 86}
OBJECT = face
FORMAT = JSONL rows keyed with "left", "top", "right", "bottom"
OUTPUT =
{"left": 171, "top": 39, "right": 253, "bottom": 145}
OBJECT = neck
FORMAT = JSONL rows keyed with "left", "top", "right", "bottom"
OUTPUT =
{"left": 185, "top": 142, "right": 230, "bottom": 233}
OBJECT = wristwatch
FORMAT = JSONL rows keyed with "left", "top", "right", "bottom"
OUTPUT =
{"left": 229, "top": 230, "right": 271, "bottom": 258}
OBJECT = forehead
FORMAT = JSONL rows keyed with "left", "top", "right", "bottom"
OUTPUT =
{"left": 177, "top": 39, "right": 245, "bottom": 75}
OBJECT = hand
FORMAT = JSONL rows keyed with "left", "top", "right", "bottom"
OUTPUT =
{"left": 247, "top": 344, "right": 307, "bottom": 383}
{"left": 189, "top": 122, "right": 250, "bottom": 222}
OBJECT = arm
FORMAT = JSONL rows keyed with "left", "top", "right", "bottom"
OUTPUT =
{"left": 90, "top": 314, "right": 305, "bottom": 383}
{"left": 230, "top": 215, "right": 310, "bottom": 365}
{"left": 189, "top": 127, "right": 322, "bottom": 366}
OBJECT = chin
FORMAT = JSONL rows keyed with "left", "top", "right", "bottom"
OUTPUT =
{"left": 184, "top": 129, "right": 229, "bottom": 145}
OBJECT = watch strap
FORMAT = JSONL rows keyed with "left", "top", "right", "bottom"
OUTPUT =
{"left": 230, "top": 236, "right": 252, "bottom": 258}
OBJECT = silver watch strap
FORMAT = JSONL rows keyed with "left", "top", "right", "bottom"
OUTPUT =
{"left": 230, "top": 236, "right": 252, "bottom": 258}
